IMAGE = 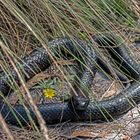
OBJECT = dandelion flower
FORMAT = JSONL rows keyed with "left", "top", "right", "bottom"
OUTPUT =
{"left": 43, "top": 88, "right": 55, "bottom": 99}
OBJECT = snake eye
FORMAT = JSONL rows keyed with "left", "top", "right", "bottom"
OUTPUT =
{"left": 72, "top": 96, "right": 89, "bottom": 111}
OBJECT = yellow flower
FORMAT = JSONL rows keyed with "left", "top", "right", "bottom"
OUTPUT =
{"left": 43, "top": 88, "right": 55, "bottom": 99}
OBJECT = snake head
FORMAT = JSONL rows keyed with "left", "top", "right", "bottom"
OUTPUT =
{"left": 70, "top": 96, "right": 89, "bottom": 111}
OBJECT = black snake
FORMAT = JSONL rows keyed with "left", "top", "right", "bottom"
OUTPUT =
{"left": 0, "top": 33, "right": 140, "bottom": 126}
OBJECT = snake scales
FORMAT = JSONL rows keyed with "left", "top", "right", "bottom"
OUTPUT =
{"left": 0, "top": 32, "right": 140, "bottom": 126}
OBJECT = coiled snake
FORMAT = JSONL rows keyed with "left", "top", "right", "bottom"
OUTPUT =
{"left": 0, "top": 33, "right": 140, "bottom": 126}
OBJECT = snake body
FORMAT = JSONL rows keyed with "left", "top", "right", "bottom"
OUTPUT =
{"left": 93, "top": 33, "right": 140, "bottom": 79}
{"left": 0, "top": 33, "right": 140, "bottom": 126}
